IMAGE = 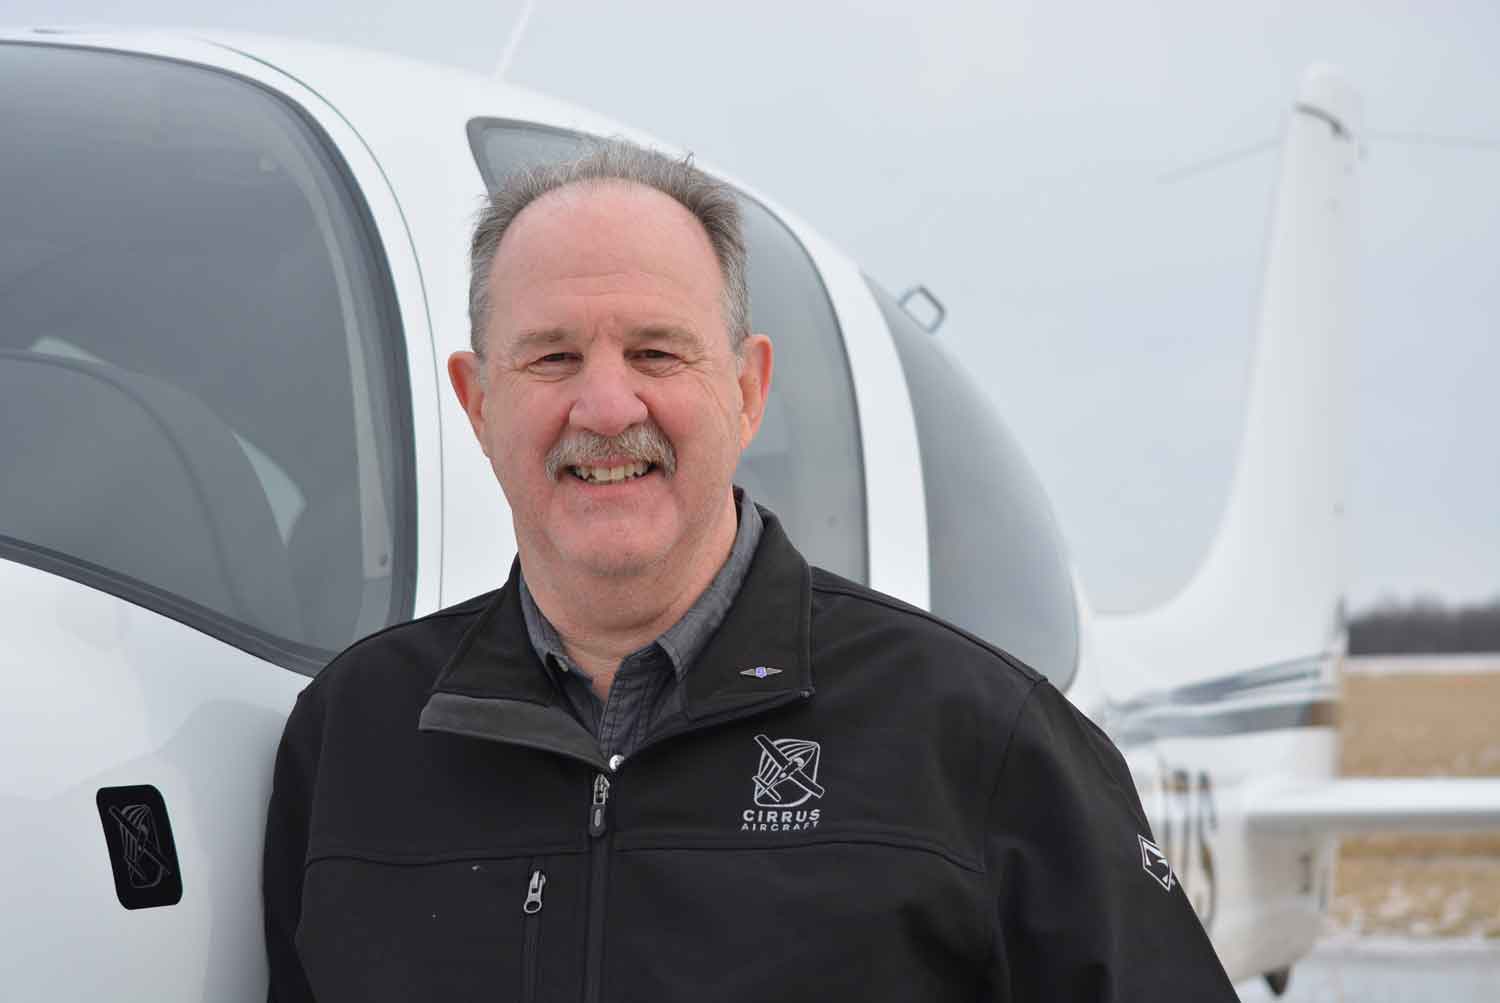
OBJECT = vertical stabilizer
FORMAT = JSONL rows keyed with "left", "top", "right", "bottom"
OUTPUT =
{"left": 1096, "top": 66, "right": 1360, "bottom": 685}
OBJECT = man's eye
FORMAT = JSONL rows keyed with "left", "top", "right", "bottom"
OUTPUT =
{"left": 634, "top": 349, "right": 677, "bottom": 364}
{"left": 524, "top": 352, "right": 580, "bottom": 377}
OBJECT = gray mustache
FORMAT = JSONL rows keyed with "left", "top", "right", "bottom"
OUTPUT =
{"left": 545, "top": 422, "right": 677, "bottom": 480}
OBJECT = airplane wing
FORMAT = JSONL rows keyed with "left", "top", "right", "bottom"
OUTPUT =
{"left": 1246, "top": 778, "right": 1500, "bottom": 834}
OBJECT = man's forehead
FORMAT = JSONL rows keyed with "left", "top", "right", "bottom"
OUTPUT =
{"left": 497, "top": 179, "right": 715, "bottom": 263}
{"left": 484, "top": 180, "right": 728, "bottom": 348}
{"left": 490, "top": 183, "right": 719, "bottom": 294}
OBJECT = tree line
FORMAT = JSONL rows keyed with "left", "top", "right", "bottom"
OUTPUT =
{"left": 1348, "top": 596, "right": 1500, "bottom": 654}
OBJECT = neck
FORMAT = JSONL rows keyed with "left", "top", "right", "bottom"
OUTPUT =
{"left": 523, "top": 494, "right": 738, "bottom": 699}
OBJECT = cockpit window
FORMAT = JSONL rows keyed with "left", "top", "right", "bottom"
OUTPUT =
{"left": 0, "top": 43, "right": 414, "bottom": 673}
{"left": 867, "top": 279, "right": 1079, "bottom": 688}
{"left": 468, "top": 120, "right": 868, "bottom": 581}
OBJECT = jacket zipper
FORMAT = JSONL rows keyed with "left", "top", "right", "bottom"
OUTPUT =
{"left": 424, "top": 688, "right": 811, "bottom": 1002}
{"left": 521, "top": 864, "right": 546, "bottom": 1003}
{"left": 575, "top": 691, "right": 812, "bottom": 1002}
{"left": 583, "top": 770, "right": 612, "bottom": 1003}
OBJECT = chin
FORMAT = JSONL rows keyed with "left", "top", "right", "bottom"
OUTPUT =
{"left": 547, "top": 504, "right": 683, "bottom": 566}
{"left": 568, "top": 547, "right": 665, "bottom": 580}
{"left": 552, "top": 525, "right": 674, "bottom": 579}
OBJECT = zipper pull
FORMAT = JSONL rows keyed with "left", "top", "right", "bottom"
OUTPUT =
{"left": 589, "top": 773, "right": 611, "bottom": 837}
{"left": 522, "top": 868, "right": 546, "bottom": 915}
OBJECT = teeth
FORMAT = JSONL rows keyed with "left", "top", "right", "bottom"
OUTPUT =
{"left": 572, "top": 461, "right": 651, "bottom": 483}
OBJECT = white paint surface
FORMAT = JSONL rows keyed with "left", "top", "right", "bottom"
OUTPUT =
{"left": 1235, "top": 938, "right": 1500, "bottom": 1002}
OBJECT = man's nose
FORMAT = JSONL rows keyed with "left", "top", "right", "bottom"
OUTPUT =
{"left": 568, "top": 356, "right": 649, "bottom": 437}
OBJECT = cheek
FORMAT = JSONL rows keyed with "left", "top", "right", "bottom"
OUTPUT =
{"left": 485, "top": 395, "right": 562, "bottom": 484}
{"left": 655, "top": 389, "right": 732, "bottom": 455}
{"left": 675, "top": 391, "right": 747, "bottom": 478}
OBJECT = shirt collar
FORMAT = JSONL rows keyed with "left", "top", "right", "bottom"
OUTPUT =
{"left": 423, "top": 499, "right": 811, "bottom": 733}
{"left": 517, "top": 486, "right": 764, "bottom": 682}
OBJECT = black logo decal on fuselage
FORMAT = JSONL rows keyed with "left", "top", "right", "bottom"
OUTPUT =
{"left": 96, "top": 785, "right": 183, "bottom": 909}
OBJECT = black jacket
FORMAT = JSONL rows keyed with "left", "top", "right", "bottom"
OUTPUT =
{"left": 264, "top": 510, "right": 1237, "bottom": 1001}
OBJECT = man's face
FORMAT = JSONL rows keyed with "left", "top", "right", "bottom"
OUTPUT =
{"left": 449, "top": 181, "right": 771, "bottom": 581}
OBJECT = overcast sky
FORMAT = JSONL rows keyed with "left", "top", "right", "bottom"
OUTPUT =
{"left": 6, "top": 0, "right": 1497, "bottom": 612}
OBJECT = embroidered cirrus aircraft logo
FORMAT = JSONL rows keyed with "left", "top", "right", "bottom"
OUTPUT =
{"left": 1139, "top": 834, "right": 1175, "bottom": 892}
{"left": 752, "top": 735, "right": 824, "bottom": 807}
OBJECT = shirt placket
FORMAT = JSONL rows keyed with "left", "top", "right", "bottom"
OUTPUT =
{"left": 596, "top": 652, "right": 645, "bottom": 762}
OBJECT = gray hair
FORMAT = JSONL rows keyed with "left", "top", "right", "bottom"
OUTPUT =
{"left": 468, "top": 138, "right": 750, "bottom": 357}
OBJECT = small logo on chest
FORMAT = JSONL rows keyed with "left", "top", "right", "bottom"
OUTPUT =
{"left": 740, "top": 734, "right": 824, "bottom": 831}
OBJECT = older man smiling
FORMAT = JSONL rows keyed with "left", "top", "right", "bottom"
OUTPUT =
{"left": 263, "top": 139, "right": 1238, "bottom": 1002}
{"left": 447, "top": 153, "right": 771, "bottom": 705}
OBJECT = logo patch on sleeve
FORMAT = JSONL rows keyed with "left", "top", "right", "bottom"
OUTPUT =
{"left": 1139, "top": 834, "right": 1175, "bottom": 892}
{"left": 96, "top": 785, "right": 183, "bottom": 909}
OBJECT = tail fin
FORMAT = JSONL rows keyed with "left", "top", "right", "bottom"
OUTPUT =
{"left": 1096, "top": 66, "right": 1361, "bottom": 682}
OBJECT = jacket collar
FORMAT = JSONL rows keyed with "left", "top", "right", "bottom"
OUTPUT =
{"left": 418, "top": 505, "right": 813, "bottom": 763}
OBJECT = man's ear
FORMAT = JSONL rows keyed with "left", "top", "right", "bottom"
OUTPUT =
{"left": 447, "top": 350, "right": 491, "bottom": 457}
{"left": 735, "top": 334, "right": 774, "bottom": 449}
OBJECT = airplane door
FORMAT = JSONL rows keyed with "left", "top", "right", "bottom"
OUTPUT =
{"left": 0, "top": 39, "right": 439, "bottom": 998}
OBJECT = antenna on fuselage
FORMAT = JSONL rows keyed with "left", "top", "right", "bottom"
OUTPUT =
{"left": 494, "top": 0, "right": 538, "bottom": 80}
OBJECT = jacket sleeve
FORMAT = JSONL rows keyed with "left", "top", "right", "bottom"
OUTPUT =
{"left": 263, "top": 686, "right": 323, "bottom": 1003}
{"left": 984, "top": 681, "right": 1238, "bottom": 1001}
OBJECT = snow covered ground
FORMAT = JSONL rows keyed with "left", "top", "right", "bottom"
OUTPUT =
{"left": 1235, "top": 937, "right": 1500, "bottom": 1001}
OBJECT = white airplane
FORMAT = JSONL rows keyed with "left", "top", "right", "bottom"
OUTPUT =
{"left": 1, "top": 26, "right": 1496, "bottom": 1001}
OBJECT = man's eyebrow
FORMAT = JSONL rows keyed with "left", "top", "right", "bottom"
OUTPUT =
{"left": 505, "top": 325, "right": 702, "bottom": 356}
{"left": 626, "top": 325, "right": 700, "bottom": 349}
{"left": 509, "top": 328, "right": 572, "bottom": 354}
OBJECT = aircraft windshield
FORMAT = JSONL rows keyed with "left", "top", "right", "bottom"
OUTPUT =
{"left": 0, "top": 43, "right": 414, "bottom": 671}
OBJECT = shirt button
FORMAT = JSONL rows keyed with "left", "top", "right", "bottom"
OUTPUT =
{"left": 608, "top": 754, "right": 625, "bottom": 772}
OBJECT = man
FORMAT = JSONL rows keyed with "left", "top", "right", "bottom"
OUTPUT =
{"left": 263, "top": 140, "right": 1238, "bottom": 1001}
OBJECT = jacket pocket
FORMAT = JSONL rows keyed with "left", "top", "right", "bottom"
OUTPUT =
{"left": 298, "top": 851, "right": 585, "bottom": 1003}
{"left": 520, "top": 861, "right": 547, "bottom": 1003}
